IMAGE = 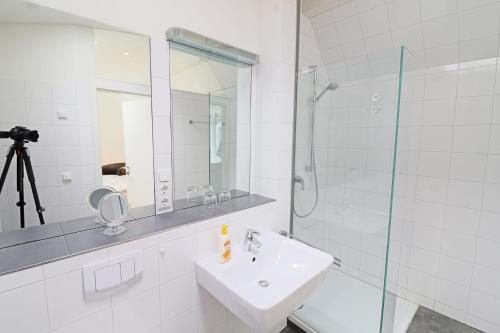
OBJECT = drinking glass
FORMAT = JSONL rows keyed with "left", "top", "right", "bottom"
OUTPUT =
{"left": 187, "top": 186, "right": 200, "bottom": 203}
{"left": 219, "top": 190, "right": 231, "bottom": 206}
{"left": 202, "top": 184, "right": 213, "bottom": 196}
{"left": 203, "top": 191, "right": 218, "bottom": 208}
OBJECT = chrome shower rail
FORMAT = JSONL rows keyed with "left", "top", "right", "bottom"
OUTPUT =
{"left": 188, "top": 120, "right": 226, "bottom": 125}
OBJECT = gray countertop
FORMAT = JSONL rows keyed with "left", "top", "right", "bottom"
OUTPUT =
{"left": 0, "top": 194, "right": 274, "bottom": 276}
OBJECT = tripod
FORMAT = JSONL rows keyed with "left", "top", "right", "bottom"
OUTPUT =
{"left": 0, "top": 141, "right": 45, "bottom": 228}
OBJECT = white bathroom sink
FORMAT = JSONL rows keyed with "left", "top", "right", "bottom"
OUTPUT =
{"left": 195, "top": 232, "right": 333, "bottom": 333}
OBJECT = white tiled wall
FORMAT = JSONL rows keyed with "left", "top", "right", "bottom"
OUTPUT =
{"left": 0, "top": 24, "right": 99, "bottom": 230}
{"left": 390, "top": 58, "right": 500, "bottom": 332}
{"left": 171, "top": 90, "right": 210, "bottom": 199}
{"left": 2, "top": 0, "right": 298, "bottom": 331}
{"left": 252, "top": 0, "right": 297, "bottom": 232}
{"left": 297, "top": 0, "right": 500, "bottom": 331}
{"left": 0, "top": 202, "right": 283, "bottom": 333}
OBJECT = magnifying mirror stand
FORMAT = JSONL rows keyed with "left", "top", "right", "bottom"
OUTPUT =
{"left": 103, "top": 225, "right": 127, "bottom": 236}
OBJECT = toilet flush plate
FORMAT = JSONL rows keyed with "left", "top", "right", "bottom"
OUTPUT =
{"left": 83, "top": 250, "right": 143, "bottom": 296}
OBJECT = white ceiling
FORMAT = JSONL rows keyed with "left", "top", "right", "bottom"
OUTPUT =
{"left": 0, "top": 0, "right": 114, "bottom": 28}
{"left": 95, "top": 29, "right": 151, "bottom": 85}
{"left": 303, "top": 0, "right": 353, "bottom": 17}
{"left": 306, "top": 0, "right": 500, "bottom": 80}
{"left": 169, "top": 48, "right": 237, "bottom": 95}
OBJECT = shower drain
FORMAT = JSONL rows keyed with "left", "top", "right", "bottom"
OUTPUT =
{"left": 258, "top": 280, "right": 270, "bottom": 288}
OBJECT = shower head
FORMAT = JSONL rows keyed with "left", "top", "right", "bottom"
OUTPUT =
{"left": 314, "top": 82, "right": 338, "bottom": 103}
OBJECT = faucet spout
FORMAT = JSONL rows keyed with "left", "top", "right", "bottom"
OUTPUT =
{"left": 244, "top": 229, "right": 262, "bottom": 252}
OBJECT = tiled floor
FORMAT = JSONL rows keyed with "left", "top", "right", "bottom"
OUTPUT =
{"left": 281, "top": 307, "right": 484, "bottom": 333}
{"left": 281, "top": 321, "right": 306, "bottom": 333}
{"left": 407, "top": 307, "right": 484, "bottom": 333}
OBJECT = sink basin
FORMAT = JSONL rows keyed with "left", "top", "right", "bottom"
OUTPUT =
{"left": 195, "top": 232, "right": 333, "bottom": 333}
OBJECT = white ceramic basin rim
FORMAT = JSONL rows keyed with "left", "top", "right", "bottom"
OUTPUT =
{"left": 195, "top": 232, "right": 333, "bottom": 332}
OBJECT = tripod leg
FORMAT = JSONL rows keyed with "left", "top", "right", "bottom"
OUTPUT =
{"left": 0, "top": 147, "right": 15, "bottom": 196}
{"left": 16, "top": 151, "right": 25, "bottom": 228}
{"left": 20, "top": 149, "right": 45, "bottom": 225}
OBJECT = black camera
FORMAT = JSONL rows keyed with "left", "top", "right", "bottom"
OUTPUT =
{"left": 0, "top": 126, "right": 39, "bottom": 142}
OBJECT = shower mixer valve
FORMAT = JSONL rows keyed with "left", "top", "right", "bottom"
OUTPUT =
{"left": 294, "top": 175, "right": 305, "bottom": 191}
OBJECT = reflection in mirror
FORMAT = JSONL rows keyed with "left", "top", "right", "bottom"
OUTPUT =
{"left": 169, "top": 45, "right": 252, "bottom": 210}
{"left": 0, "top": 1, "right": 155, "bottom": 234}
{"left": 87, "top": 186, "right": 114, "bottom": 213}
{"left": 98, "top": 191, "right": 129, "bottom": 236}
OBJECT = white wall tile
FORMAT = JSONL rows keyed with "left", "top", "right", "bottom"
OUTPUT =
{"left": 420, "top": 126, "right": 453, "bottom": 152}
{"left": 0, "top": 266, "right": 44, "bottom": 293}
{"left": 441, "top": 230, "right": 477, "bottom": 261}
{"left": 454, "top": 96, "right": 493, "bottom": 125}
{"left": 482, "top": 182, "right": 500, "bottom": 213}
{"left": 113, "top": 287, "right": 161, "bottom": 333}
{"left": 159, "top": 272, "right": 200, "bottom": 322}
{"left": 460, "top": 36, "right": 499, "bottom": 63}
{"left": 425, "top": 70, "right": 458, "bottom": 100}
{"left": 449, "top": 153, "right": 487, "bottom": 182}
{"left": 446, "top": 179, "right": 483, "bottom": 209}
{"left": 488, "top": 125, "right": 500, "bottom": 154}
{"left": 412, "top": 223, "right": 442, "bottom": 252}
{"left": 422, "top": 99, "right": 455, "bottom": 125}
{"left": 407, "top": 269, "right": 437, "bottom": 299}
{"left": 486, "top": 155, "right": 500, "bottom": 183}
{"left": 444, "top": 205, "right": 480, "bottom": 236}
{"left": 422, "top": 14, "right": 458, "bottom": 49}
{"left": 457, "top": 66, "right": 496, "bottom": 97}
{"left": 478, "top": 210, "right": 500, "bottom": 241}
{"left": 438, "top": 255, "right": 473, "bottom": 287}
{"left": 418, "top": 151, "right": 450, "bottom": 178}
{"left": 387, "top": 0, "right": 422, "bottom": 29}
{"left": 159, "top": 234, "right": 195, "bottom": 283}
{"left": 358, "top": 5, "right": 390, "bottom": 37}
{"left": 52, "top": 308, "right": 114, "bottom": 333}
{"left": 471, "top": 264, "right": 500, "bottom": 299}
{"left": 458, "top": 3, "right": 500, "bottom": 41}
{"left": 45, "top": 270, "right": 111, "bottom": 329}
{"left": 468, "top": 290, "right": 500, "bottom": 326}
{"left": 420, "top": 0, "right": 458, "bottom": 21}
{"left": 161, "top": 308, "right": 197, "bottom": 333}
{"left": 414, "top": 200, "right": 445, "bottom": 227}
{"left": 475, "top": 238, "right": 500, "bottom": 270}
{"left": 416, "top": 176, "right": 448, "bottom": 203}
{"left": 452, "top": 126, "right": 490, "bottom": 154}
{"left": 435, "top": 279, "right": 470, "bottom": 311}
{"left": 0, "top": 282, "right": 50, "bottom": 333}
{"left": 336, "top": 17, "right": 364, "bottom": 44}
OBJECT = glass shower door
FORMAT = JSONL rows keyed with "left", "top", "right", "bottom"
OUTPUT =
{"left": 290, "top": 47, "right": 407, "bottom": 332}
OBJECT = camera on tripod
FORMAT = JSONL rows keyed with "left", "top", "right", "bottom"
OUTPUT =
{"left": 0, "top": 126, "right": 39, "bottom": 143}
{"left": 0, "top": 126, "right": 45, "bottom": 228}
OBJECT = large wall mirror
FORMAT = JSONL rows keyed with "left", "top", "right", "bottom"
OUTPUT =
{"left": 0, "top": 1, "right": 155, "bottom": 236}
{"left": 168, "top": 29, "right": 254, "bottom": 210}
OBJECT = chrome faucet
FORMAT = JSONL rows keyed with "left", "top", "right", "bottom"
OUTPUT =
{"left": 244, "top": 229, "right": 262, "bottom": 252}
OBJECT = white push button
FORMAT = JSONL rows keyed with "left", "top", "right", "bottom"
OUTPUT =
{"left": 120, "top": 259, "right": 136, "bottom": 283}
{"left": 94, "top": 264, "right": 121, "bottom": 292}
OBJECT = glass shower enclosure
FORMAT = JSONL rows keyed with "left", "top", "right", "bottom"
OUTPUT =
{"left": 289, "top": 5, "right": 409, "bottom": 330}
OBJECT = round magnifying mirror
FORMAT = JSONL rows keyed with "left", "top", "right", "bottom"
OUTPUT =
{"left": 98, "top": 192, "right": 129, "bottom": 236}
{"left": 88, "top": 186, "right": 115, "bottom": 212}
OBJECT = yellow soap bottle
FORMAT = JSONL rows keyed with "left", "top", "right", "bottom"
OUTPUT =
{"left": 217, "top": 224, "right": 231, "bottom": 263}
